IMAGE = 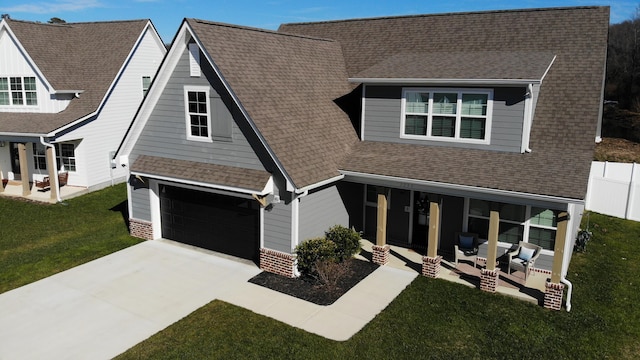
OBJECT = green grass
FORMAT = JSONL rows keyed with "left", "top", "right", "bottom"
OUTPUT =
{"left": 117, "top": 212, "right": 640, "bottom": 360}
{"left": 0, "top": 183, "right": 142, "bottom": 293}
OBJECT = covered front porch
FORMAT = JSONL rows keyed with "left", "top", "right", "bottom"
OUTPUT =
{"left": 0, "top": 179, "right": 88, "bottom": 203}
{"left": 358, "top": 239, "right": 548, "bottom": 305}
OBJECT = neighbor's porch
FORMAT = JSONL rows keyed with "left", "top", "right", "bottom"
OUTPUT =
{"left": 1, "top": 179, "right": 88, "bottom": 203}
{"left": 357, "top": 239, "right": 548, "bottom": 305}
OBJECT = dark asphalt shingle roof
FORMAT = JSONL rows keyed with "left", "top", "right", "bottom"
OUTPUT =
{"left": 0, "top": 19, "right": 150, "bottom": 134}
{"left": 279, "top": 7, "right": 609, "bottom": 200}
{"left": 187, "top": 19, "right": 359, "bottom": 189}
{"left": 131, "top": 155, "right": 272, "bottom": 192}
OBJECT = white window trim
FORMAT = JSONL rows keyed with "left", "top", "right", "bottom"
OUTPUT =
{"left": 400, "top": 87, "right": 493, "bottom": 145}
{"left": 183, "top": 85, "right": 212, "bottom": 143}
{"left": 0, "top": 76, "right": 38, "bottom": 107}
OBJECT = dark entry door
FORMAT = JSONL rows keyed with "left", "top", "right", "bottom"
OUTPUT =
{"left": 159, "top": 185, "right": 260, "bottom": 261}
{"left": 10, "top": 142, "right": 21, "bottom": 176}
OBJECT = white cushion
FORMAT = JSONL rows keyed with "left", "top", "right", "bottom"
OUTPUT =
{"left": 518, "top": 247, "right": 535, "bottom": 261}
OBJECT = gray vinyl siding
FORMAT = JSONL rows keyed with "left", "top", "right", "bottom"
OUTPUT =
{"left": 130, "top": 45, "right": 264, "bottom": 171}
{"left": 363, "top": 85, "right": 525, "bottom": 152}
{"left": 264, "top": 198, "right": 292, "bottom": 253}
{"left": 299, "top": 184, "right": 349, "bottom": 241}
{"left": 130, "top": 182, "right": 151, "bottom": 221}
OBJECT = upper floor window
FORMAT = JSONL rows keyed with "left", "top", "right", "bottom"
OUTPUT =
{"left": 142, "top": 76, "right": 151, "bottom": 97}
{"left": 184, "top": 86, "right": 211, "bottom": 142}
{"left": 401, "top": 88, "right": 492, "bottom": 143}
{"left": 0, "top": 77, "right": 37, "bottom": 106}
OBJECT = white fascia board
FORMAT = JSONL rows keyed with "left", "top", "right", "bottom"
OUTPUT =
{"left": 0, "top": 132, "right": 46, "bottom": 137}
{"left": 49, "top": 21, "right": 164, "bottom": 138}
{"left": 116, "top": 21, "right": 188, "bottom": 159}
{"left": 348, "top": 78, "right": 542, "bottom": 86}
{"left": 1, "top": 20, "right": 55, "bottom": 93}
{"left": 295, "top": 174, "right": 345, "bottom": 194}
{"left": 131, "top": 170, "right": 271, "bottom": 196}
{"left": 340, "top": 170, "right": 584, "bottom": 206}
{"left": 188, "top": 23, "right": 298, "bottom": 192}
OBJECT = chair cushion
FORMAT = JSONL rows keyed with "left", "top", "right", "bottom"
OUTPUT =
{"left": 459, "top": 236, "right": 474, "bottom": 249}
{"left": 519, "top": 247, "right": 535, "bottom": 261}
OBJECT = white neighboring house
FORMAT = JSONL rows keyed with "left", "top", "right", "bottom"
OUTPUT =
{"left": 0, "top": 18, "right": 166, "bottom": 202}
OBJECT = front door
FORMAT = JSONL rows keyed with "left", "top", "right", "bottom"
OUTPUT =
{"left": 9, "top": 142, "right": 21, "bottom": 179}
{"left": 412, "top": 191, "right": 429, "bottom": 249}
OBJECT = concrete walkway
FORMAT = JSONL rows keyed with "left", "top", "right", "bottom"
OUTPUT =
{"left": 0, "top": 240, "right": 417, "bottom": 359}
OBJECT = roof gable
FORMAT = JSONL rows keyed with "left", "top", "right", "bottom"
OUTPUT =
{"left": 186, "top": 19, "right": 359, "bottom": 189}
{"left": 0, "top": 19, "right": 161, "bottom": 134}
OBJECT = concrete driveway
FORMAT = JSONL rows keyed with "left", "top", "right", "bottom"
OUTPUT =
{"left": 0, "top": 239, "right": 417, "bottom": 359}
{"left": 0, "top": 240, "right": 262, "bottom": 360}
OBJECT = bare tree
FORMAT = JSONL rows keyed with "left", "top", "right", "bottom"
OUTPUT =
{"left": 606, "top": 5, "right": 640, "bottom": 111}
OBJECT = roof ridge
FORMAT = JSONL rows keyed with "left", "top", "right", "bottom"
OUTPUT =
{"left": 189, "top": 18, "right": 336, "bottom": 43}
{"left": 280, "top": 6, "right": 607, "bottom": 27}
{"left": 4, "top": 18, "right": 148, "bottom": 27}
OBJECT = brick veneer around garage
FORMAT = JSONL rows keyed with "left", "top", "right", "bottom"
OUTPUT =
{"left": 129, "top": 218, "right": 153, "bottom": 240}
{"left": 260, "top": 248, "right": 296, "bottom": 278}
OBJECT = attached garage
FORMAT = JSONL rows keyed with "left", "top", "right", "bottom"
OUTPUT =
{"left": 159, "top": 184, "right": 260, "bottom": 261}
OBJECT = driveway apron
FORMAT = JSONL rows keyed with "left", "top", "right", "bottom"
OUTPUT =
{"left": 0, "top": 240, "right": 261, "bottom": 360}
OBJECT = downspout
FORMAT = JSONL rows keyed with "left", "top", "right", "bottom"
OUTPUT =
{"left": 39, "top": 136, "right": 62, "bottom": 203}
{"left": 561, "top": 276, "right": 573, "bottom": 312}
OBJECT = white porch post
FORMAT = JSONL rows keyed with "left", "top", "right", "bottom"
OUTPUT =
{"left": 46, "top": 146, "right": 58, "bottom": 203}
{"left": 545, "top": 211, "right": 570, "bottom": 310}
{"left": 372, "top": 188, "right": 390, "bottom": 265}
{"left": 17, "top": 143, "right": 30, "bottom": 196}
{"left": 422, "top": 200, "right": 442, "bottom": 278}
{"left": 480, "top": 209, "right": 500, "bottom": 292}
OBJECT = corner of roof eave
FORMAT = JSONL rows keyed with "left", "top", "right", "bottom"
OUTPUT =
{"left": 347, "top": 78, "right": 543, "bottom": 86}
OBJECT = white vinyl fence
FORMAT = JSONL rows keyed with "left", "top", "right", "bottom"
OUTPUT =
{"left": 586, "top": 161, "right": 640, "bottom": 221}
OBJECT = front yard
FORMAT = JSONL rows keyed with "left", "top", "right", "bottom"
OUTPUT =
{"left": 1, "top": 186, "right": 638, "bottom": 358}
{"left": 0, "top": 184, "right": 141, "bottom": 294}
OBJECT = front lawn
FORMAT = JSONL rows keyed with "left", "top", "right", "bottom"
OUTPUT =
{"left": 0, "top": 183, "right": 141, "bottom": 294}
{"left": 117, "top": 212, "right": 640, "bottom": 359}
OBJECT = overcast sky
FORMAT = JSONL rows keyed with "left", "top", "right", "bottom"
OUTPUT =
{"left": 1, "top": 0, "right": 636, "bottom": 43}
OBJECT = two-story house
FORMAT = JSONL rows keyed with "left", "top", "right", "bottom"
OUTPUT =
{"left": 116, "top": 7, "right": 608, "bottom": 309}
{"left": 0, "top": 18, "right": 166, "bottom": 202}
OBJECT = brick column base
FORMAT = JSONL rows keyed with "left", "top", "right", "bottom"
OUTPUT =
{"left": 372, "top": 244, "right": 391, "bottom": 265}
{"left": 480, "top": 268, "right": 500, "bottom": 293}
{"left": 422, "top": 255, "right": 442, "bottom": 278}
{"left": 260, "top": 248, "right": 296, "bottom": 278}
{"left": 544, "top": 281, "right": 565, "bottom": 310}
{"left": 129, "top": 218, "right": 153, "bottom": 240}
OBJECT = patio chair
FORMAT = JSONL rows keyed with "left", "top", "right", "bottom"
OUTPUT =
{"left": 507, "top": 241, "right": 542, "bottom": 280}
{"left": 454, "top": 232, "right": 479, "bottom": 268}
{"left": 35, "top": 176, "right": 50, "bottom": 190}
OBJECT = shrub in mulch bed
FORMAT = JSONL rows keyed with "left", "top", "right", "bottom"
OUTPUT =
{"left": 248, "top": 258, "right": 379, "bottom": 305}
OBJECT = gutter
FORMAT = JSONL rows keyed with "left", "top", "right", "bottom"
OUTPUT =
{"left": 39, "top": 136, "right": 62, "bottom": 203}
{"left": 561, "top": 276, "right": 573, "bottom": 311}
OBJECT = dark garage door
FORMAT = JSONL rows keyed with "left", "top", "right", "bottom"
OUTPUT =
{"left": 160, "top": 185, "right": 260, "bottom": 261}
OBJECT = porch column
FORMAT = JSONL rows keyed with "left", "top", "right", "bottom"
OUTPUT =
{"left": 17, "top": 143, "right": 30, "bottom": 196}
{"left": 372, "top": 188, "right": 390, "bottom": 265}
{"left": 46, "top": 146, "right": 58, "bottom": 203}
{"left": 0, "top": 160, "right": 4, "bottom": 193}
{"left": 545, "top": 211, "right": 569, "bottom": 310}
{"left": 422, "top": 200, "right": 442, "bottom": 278}
{"left": 480, "top": 209, "right": 500, "bottom": 292}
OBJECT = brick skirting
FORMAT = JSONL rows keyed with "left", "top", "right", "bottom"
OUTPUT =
{"left": 129, "top": 218, "right": 153, "bottom": 240}
{"left": 480, "top": 268, "right": 500, "bottom": 293}
{"left": 372, "top": 244, "right": 390, "bottom": 265}
{"left": 260, "top": 248, "right": 296, "bottom": 278}
{"left": 544, "top": 281, "right": 565, "bottom": 311}
{"left": 422, "top": 255, "right": 442, "bottom": 278}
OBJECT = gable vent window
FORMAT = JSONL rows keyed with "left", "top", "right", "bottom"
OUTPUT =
{"left": 184, "top": 86, "right": 212, "bottom": 142}
{"left": 142, "top": 76, "right": 151, "bottom": 96}
{"left": 0, "top": 76, "right": 37, "bottom": 106}
{"left": 401, "top": 88, "right": 492, "bottom": 144}
{"left": 189, "top": 43, "right": 201, "bottom": 77}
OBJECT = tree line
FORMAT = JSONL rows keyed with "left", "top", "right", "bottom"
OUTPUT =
{"left": 607, "top": 6, "right": 640, "bottom": 111}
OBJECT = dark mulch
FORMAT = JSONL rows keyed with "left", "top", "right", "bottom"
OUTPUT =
{"left": 248, "top": 258, "right": 379, "bottom": 305}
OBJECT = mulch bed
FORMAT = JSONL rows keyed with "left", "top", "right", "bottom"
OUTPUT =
{"left": 248, "top": 258, "right": 379, "bottom": 305}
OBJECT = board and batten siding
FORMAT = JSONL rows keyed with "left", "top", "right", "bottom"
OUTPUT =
{"left": 130, "top": 45, "right": 265, "bottom": 171}
{"left": 56, "top": 26, "right": 165, "bottom": 188}
{"left": 363, "top": 85, "right": 525, "bottom": 152}
{"left": 298, "top": 184, "right": 349, "bottom": 241}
